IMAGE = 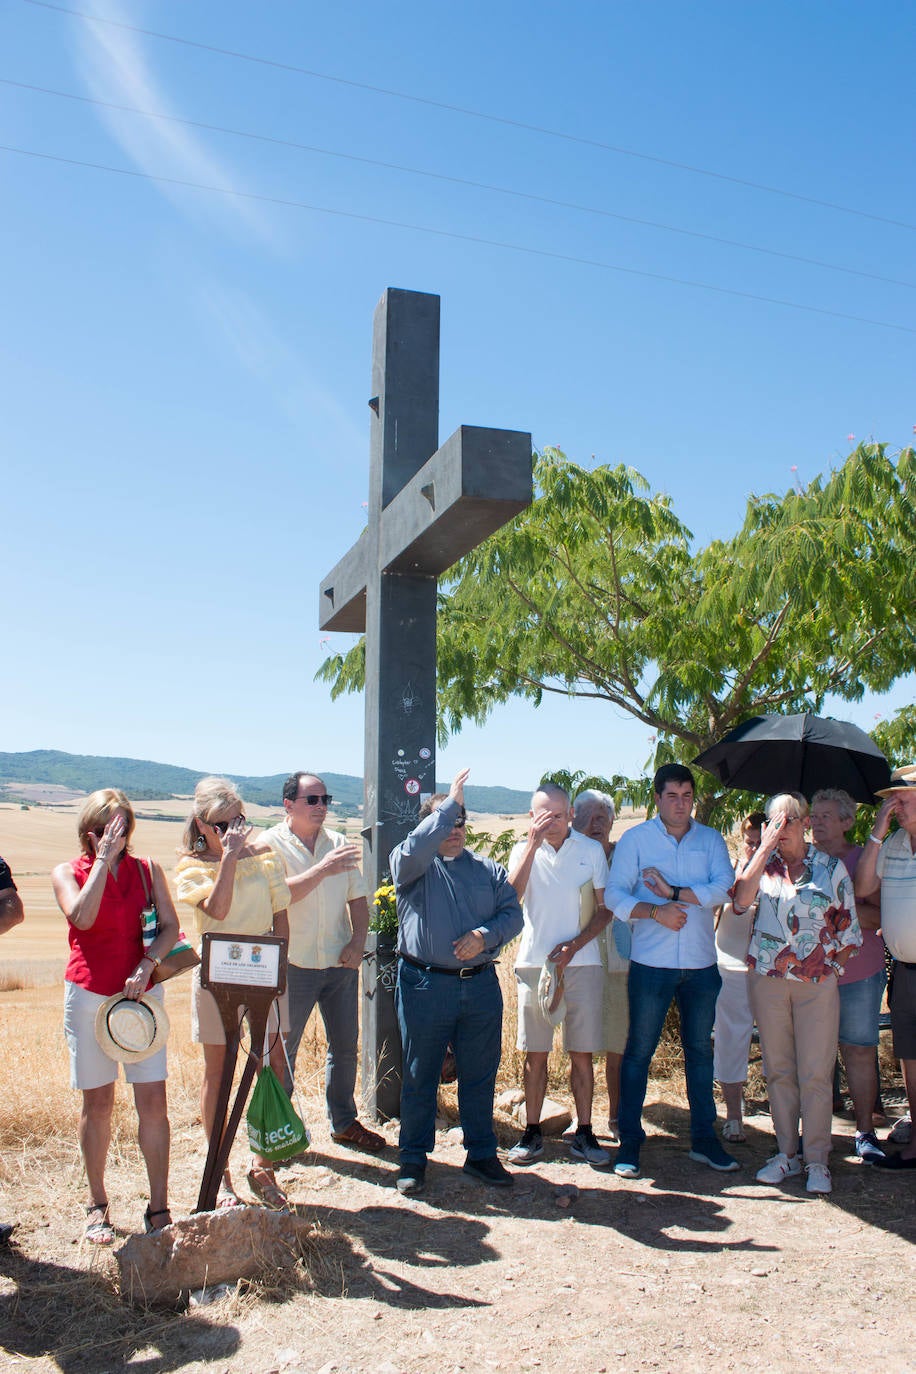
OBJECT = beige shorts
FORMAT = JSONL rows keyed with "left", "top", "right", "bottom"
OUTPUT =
{"left": 64, "top": 980, "right": 168, "bottom": 1091}
{"left": 191, "top": 966, "right": 289, "bottom": 1046}
{"left": 516, "top": 964, "right": 605, "bottom": 1053}
{"left": 595, "top": 969, "right": 629, "bottom": 1056}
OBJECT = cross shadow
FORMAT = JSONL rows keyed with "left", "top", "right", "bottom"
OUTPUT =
{"left": 0, "top": 1245, "right": 241, "bottom": 1374}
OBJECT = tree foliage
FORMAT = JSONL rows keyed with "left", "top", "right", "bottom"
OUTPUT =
{"left": 319, "top": 443, "right": 915, "bottom": 825}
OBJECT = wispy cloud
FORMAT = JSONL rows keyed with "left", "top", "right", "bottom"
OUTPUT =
{"left": 72, "top": 0, "right": 278, "bottom": 245}
{"left": 196, "top": 277, "right": 365, "bottom": 447}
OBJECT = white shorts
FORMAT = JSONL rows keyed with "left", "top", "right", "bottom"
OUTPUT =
{"left": 64, "top": 980, "right": 168, "bottom": 1091}
{"left": 516, "top": 964, "right": 605, "bottom": 1053}
{"left": 713, "top": 966, "right": 755, "bottom": 1083}
{"left": 191, "top": 966, "right": 288, "bottom": 1046}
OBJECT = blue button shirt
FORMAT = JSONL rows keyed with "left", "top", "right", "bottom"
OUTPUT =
{"left": 390, "top": 798, "right": 524, "bottom": 968}
{"left": 607, "top": 815, "right": 734, "bottom": 969}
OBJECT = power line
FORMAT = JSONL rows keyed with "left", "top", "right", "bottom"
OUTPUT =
{"left": 22, "top": 0, "right": 916, "bottom": 235}
{"left": 5, "top": 76, "right": 915, "bottom": 293}
{"left": 4, "top": 141, "right": 914, "bottom": 336}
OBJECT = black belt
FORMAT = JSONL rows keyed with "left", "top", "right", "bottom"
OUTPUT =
{"left": 399, "top": 953, "right": 494, "bottom": 979}
{"left": 900, "top": 961, "right": 916, "bottom": 971}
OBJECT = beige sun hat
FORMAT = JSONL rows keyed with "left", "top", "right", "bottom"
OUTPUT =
{"left": 876, "top": 764, "right": 916, "bottom": 799}
{"left": 95, "top": 992, "right": 169, "bottom": 1064}
{"left": 537, "top": 958, "right": 567, "bottom": 1026}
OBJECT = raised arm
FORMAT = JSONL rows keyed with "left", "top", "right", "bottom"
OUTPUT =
{"left": 391, "top": 770, "right": 469, "bottom": 887}
{"left": 855, "top": 798, "right": 896, "bottom": 901}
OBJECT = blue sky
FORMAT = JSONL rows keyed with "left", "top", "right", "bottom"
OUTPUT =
{"left": 3, "top": 0, "right": 914, "bottom": 791}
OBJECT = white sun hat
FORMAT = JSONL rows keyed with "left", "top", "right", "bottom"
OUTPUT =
{"left": 537, "top": 958, "right": 567, "bottom": 1026}
{"left": 95, "top": 992, "right": 170, "bottom": 1064}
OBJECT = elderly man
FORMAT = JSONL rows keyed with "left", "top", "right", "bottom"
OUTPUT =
{"left": 607, "top": 763, "right": 737, "bottom": 1178}
{"left": 0, "top": 852, "right": 24, "bottom": 1243}
{"left": 854, "top": 765, "right": 916, "bottom": 1170}
{"left": 572, "top": 789, "right": 629, "bottom": 1142}
{"left": 508, "top": 783, "right": 612, "bottom": 1167}
{"left": 261, "top": 771, "right": 385, "bottom": 1153}
{"left": 390, "top": 768, "right": 523, "bottom": 1195}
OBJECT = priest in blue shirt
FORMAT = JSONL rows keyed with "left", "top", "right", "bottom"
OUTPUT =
{"left": 390, "top": 768, "right": 524, "bottom": 1195}
{"left": 607, "top": 763, "right": 737, "bottom": 1178}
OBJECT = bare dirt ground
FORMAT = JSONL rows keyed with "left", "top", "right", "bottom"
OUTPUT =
{"left": 1, "top": 801, "right": 914, "bottom": 1374}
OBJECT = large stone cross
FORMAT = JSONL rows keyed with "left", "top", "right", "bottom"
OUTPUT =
{"left": 319, "top": 288, "right": 532, "bottom": 1119}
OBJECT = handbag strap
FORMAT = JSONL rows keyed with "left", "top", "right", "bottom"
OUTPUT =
{"left": 138, "top": 857, "right": 154, "bottom": 906}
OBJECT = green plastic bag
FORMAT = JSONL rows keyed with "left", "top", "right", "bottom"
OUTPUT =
{"left": 246, "top": 1066, "right": 310, "bottom": 1162}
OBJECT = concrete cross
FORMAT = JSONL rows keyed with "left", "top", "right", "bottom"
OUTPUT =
{"left": 319, "top": 288, "right": 532, "bottom": 1118}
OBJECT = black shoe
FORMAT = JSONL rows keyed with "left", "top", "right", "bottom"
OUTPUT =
{"left": 396, "top": 1163, "right": 426, "bottom": 1194}
{"left": 463, "top": 1154, "right": 513, "bottom": 1186}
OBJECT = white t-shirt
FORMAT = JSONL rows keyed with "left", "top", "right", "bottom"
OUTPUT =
{"left": 511, "top": 829, "right": 609, "bottom": 969}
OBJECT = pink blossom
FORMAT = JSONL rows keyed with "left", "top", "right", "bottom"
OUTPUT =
{"left": 847, "top": 434, "right": 855, "bottom": 443}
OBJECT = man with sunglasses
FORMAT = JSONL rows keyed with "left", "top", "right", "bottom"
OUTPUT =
{"left": 390, "top": 768, "right": 524, "bottom": 1195}
{"left": 261, "top": 771, "right": 385, "bottom": 1154}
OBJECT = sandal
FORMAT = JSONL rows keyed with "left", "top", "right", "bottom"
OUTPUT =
{"left": 143, "top": 1206, "right": 172, "bottom": 1234}
{"left": 216, "top": 1183, "right": 244, "bottom": 1210}
{"left": 722, "top": 1118, "right": 746, "bottom": 1143}
{"left": 247, "top": 1166, "right": 288, "bottom": 1211}
{"left": 85, "top": 1202, "right": 115, "bottom": 1245}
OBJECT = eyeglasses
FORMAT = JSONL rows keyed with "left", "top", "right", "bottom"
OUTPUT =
{"left": 452, "top": 815, "right": 467, "bottom": 830}
{"left": 208, "top": 816, "right": 244, "bottom": 834}
{"left": 296, "top": 794, "right": 332, "bottom": 806}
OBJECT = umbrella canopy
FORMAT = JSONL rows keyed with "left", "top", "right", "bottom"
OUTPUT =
{"left": 692, "top": 713, "right": 892, "bottom": 804}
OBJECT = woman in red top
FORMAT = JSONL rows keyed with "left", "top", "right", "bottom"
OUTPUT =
{"left": 52, "top": 789, "right": 179, "bottom": 1243}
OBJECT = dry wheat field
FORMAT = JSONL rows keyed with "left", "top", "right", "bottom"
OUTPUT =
{"left": 1, "top": 799, "right": 914, "bottom": 1374}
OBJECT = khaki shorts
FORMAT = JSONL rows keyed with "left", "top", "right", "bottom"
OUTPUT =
{"left": 596, "top": 969, "right": 629, "bottom": 1056}
{"left": 191, "top": 966, "right": 289, "bottom": 1046}
{"left": 64, "top": 980, "right": 168, "bottom": 1091}
{"left": 516, "top": 964, "right": 604, "bottom": 1053}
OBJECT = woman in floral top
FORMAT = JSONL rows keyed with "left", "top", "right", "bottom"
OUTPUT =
{"left": 733, "top": 791, "right": 861, "bottom": 1196}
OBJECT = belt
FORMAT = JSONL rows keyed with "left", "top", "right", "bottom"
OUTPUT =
{"left": 399, "top": 953, "right": 494, "bottom": 979}
{"left": 900, "top": 961, "right": 916, "bottom": 971}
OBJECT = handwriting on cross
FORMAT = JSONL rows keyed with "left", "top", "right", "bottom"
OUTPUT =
{"left": 319, "top": 287, "right": 531, "bottom": 1117}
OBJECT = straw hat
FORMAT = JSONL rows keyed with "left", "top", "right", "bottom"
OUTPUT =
{"left": 876, "top": 764, "right": 916, "bottom": 799}
{"left": 95, "top": 992, "right": 169, "bottom": 1064}
{"left": 537, "top": 959, "right": 566, "bottom": 1026}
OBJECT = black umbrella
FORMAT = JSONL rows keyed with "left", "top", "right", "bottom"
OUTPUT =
{"left": 692, "top": 712, "right": 892, "bottom": 804}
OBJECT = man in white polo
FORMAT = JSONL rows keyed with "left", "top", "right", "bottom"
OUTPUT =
{"left": 507, "top": 783, "right": 611, "bottom": 1166}
{"left": 262, "top": 771, "right": 385, "bottom": 1154}
{"left": 855, "top": 764, "right": 916, "bottom": 1169}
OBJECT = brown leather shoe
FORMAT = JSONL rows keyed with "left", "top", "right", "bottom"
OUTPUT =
{"left": 331, "top": 1119, "right": 387, "bottom": 1153}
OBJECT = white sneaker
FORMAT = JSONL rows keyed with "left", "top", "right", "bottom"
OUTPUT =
{"left": 755, "top": 1152, "right": 802, "bottom": 1184}
{"left": 805, "top": 1163, "right": 832, "bottom": 1194}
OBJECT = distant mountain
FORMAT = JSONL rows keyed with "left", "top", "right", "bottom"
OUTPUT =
{"left": 0, "top": 750, "right": 530, "bottom": 815}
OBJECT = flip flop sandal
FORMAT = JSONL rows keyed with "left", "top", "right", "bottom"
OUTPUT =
{"left": 247, "top": 1168, "right": 289, "bottom": 1211}
{"left": 216, "top": 1185, "right": 244, "bottom": 1210}
{"left": 143, "top": 1206, "right": 173, "bottom": 1234}
{"left": 85, "top": 1202, "right": 115, "bottom": 1245}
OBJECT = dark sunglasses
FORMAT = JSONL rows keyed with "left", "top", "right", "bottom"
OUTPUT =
{"left": 297, "top": 794, "right": 332, "bottom": 806}
{"left": 209, "top": 816, "right": 244, "bottom": 834}
{"left": 452, "top": 815, "right": 467, "bottom": 829}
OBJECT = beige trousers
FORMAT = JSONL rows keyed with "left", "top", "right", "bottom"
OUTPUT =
{"left": 748, "top": 972, "right": 839, "bottom": 1166}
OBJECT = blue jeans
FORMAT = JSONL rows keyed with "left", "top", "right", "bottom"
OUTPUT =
{"left": 284, "top": 964, "right": 358, "bottom": 1134}
{"left": 619, "top": 961, "right": 722, "bottom": 1153}
{"left": 396, "top": 959, "right": 503, "bottom": 1165}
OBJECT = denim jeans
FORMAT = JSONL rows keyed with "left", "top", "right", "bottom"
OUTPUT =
{"left": 396, "top": 959, "right": 503, "bottom": 1165}
{"left": 284, "top": 964, "right": 359, "bottom": 1134}
{"left": 619, "top": 960, "right": 722, "bottom": 1152}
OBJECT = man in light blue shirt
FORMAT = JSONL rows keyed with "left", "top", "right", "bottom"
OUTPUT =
{"left": 607, "top": 764, "right": 737, "bottom": 1177}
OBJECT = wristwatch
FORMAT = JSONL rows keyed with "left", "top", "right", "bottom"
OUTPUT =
{"left": 670, "top": 885, "right": 681, "bottom": 901}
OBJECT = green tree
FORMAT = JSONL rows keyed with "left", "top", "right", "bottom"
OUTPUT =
{"left": 319, "top": 443, "right": 915, "bottom": 824}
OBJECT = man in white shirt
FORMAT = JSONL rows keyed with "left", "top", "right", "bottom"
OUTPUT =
{"left": 261, "top": 772, "right": 385, "bottom": 1153}
{"left": 507, "top": 783, "right": 611, "bottom": 1166}
{"left": 606, "top": 764, "right": 737, "bottom": 1178}
{"left": 855, "top": 764, "right": 916, "bottom": 1169}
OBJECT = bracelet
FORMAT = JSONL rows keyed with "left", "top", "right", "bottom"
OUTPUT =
{"left": 648, "top": 905, "right": 658, "bottom": 922}
{"left": 868, "top": 834, "right": 883, "bottom": 846}
{"left": 141, "top": 953, "right": 161, "bottom": 967}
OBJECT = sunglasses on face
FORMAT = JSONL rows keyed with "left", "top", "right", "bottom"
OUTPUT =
{"left": 208, "top": 816, "right": 244, "bottom": 835}
{"left": 296, "top": 794, "right": 332, "bottom": 806}
{"left": 451, "top": 815, "right": 467, "bottom": 830}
